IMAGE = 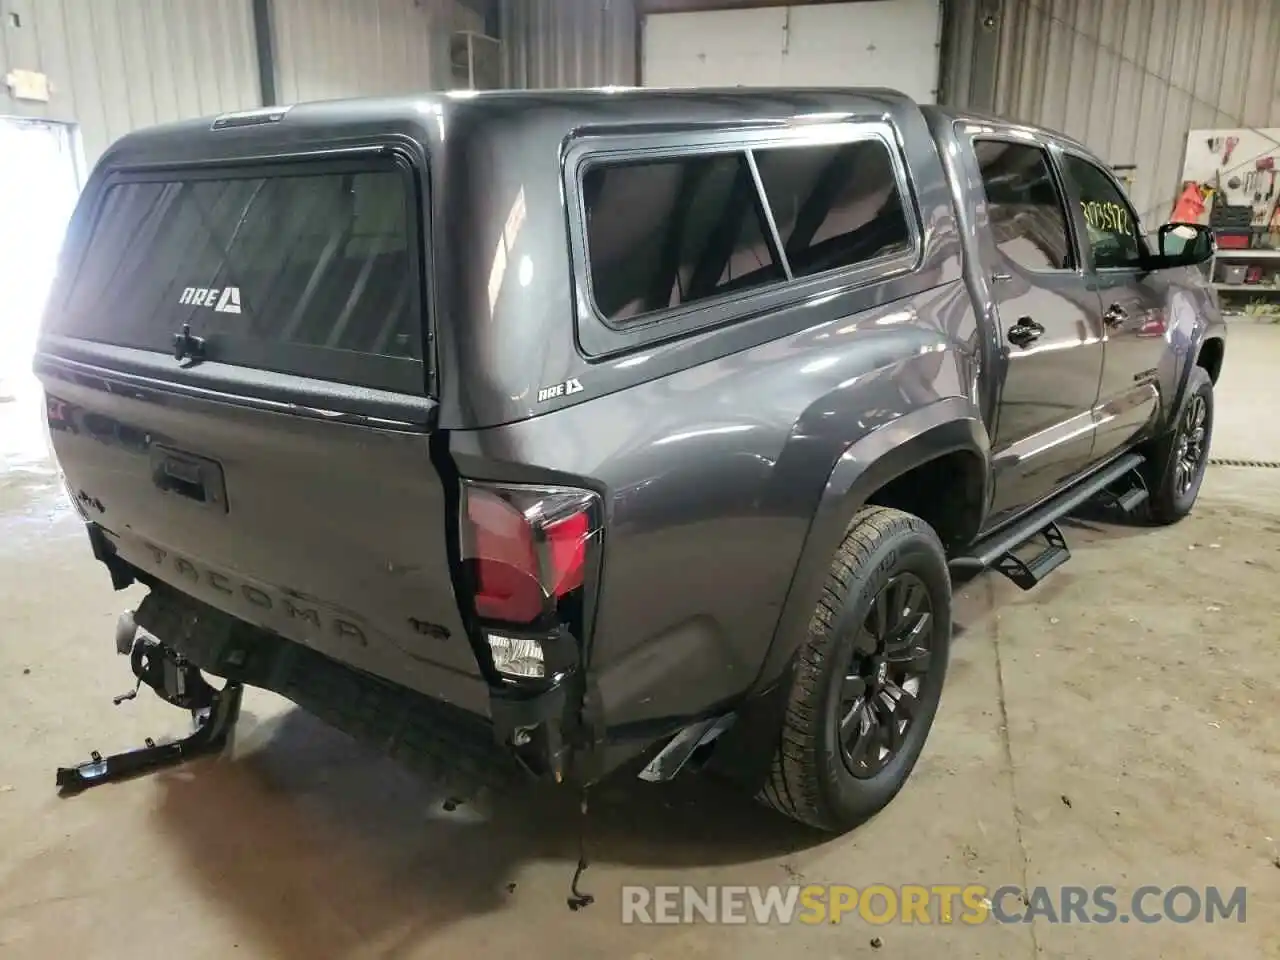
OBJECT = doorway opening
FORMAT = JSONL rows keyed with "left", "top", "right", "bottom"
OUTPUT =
{"left": 0, "top": 117, "right": 80, "bottom": 470}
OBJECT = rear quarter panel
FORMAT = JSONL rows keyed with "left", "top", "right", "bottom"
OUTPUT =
{"left": 444, "top": 93, "right": 985, "bottom": 761}
{"left": 452, "top": 281, "right": 979, "bottom": 746}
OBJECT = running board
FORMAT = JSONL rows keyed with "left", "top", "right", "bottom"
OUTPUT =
{"left": 991, "top": 521, "right": 1069, "bottom": 590}
{"left": 1093, "top": 465, "right": 1150, "bottom": 516}
{"left": 950, "top": 453, "right": 1145, "bottom": 589}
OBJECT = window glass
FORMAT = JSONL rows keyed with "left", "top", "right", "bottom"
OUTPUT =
{"left": 582, "top": 152, "right": 783, "bottom": 323}
{"left": 753, "top": 138, "right": 912, "bottom": 277}
{"left": 974, "top": 140, "right": 1072, "bottom": 270}
{"left": 53, "top": 166, "right": 423, "bottom": 393}
{"left": 1062, "top": 155, "right": 1145, "bottom": 269}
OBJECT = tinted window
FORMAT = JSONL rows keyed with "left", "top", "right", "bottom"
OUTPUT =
{"left": 974, "top": 140, "right": 1072, "bottom": 271}
{"left": 582, "top": 153, "right": 783, "bottom": 323}
{"left": 53, "top": 164, "right": 423, "bottom": 393}
{"left": 753, "top": 139, "right": 912, "bottom": 278}
{"left": 1062, "top": 155, "right": 1145, "bottom": 269}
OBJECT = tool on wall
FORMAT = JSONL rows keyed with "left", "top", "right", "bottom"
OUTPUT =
{"left": 1261, "top": 169, "right": 1280, "bottom": 234}
{"left": 1249, "top": 157, "right": 1279, "bottom": 226}
{"left": 1223, "top": 136, "right": 1240, "bottom": 165}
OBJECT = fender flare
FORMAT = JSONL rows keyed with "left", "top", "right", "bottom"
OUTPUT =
{"left": 1169, "top": 328, "right": 1206, "bottom": 427}
{"left": 1167, "top": 306, "right": 1225, "bottom": 432}
{"left": 750, "top": 397, "right": 990, "bottom": 693}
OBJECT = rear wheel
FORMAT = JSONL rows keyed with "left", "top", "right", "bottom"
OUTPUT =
{"left": 759, "top": 506, "right": 951, "bottom": 832}
{"left": 1147, "top": 367, "right": 1214, "bottom": 525}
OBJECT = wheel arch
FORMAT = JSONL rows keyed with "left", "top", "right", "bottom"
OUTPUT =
{"left": 1167, "top": 328, "right": 1224, "bottom": 430}
{"left": 749, "top": 397, "right": 990, "bottom": 693}
{"left": 1195, "top": 335, "right": 1224, "bottom": 385}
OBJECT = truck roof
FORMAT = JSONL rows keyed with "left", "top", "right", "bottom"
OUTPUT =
{"left": 95, "top": 89, "right": 1101, "bottom": 181}
{"left": 97, "top": 86, "right": 923, "bottom": 170}
{"left": 924, "top": 103, "right": 1091, "bottom": 154}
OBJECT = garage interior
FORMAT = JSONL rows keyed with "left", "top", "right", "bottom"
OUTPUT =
{"left": 1, "top": 1, "right": 1279, "bottom": 958}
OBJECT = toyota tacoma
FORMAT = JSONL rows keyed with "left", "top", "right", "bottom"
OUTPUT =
{"left": 38, "top": 88, "right": 1224, "bottom": 832}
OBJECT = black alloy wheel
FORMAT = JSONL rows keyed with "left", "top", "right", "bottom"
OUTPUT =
{"left": 837, "top": 573, "right": 934, "bottom": 779}
{"left": 758, "top": 505, "right": 951, "bottom": 832}
{"left": 1146, "top": 365, "right": 1214, "bottom": 525}
{"left": 1173, "top": 392, "right": 1208, "bottom": 498}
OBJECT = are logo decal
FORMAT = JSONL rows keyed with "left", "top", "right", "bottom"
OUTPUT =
{"left": 537, "top": 378, "right": 584, "bottom": 403}
{"left": 179, "top": 286, "right": 242, "bottom": 314}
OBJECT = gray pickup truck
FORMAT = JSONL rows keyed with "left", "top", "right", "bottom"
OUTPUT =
{"left": 39, "top": 88, "right": 1224, "bottom": 834}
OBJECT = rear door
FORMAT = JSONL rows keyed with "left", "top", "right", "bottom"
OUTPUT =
{"left": 38, "top": 150, "right": 488, "bottom": 711}
{"left": 1057, "top": 152, "right": 1168, "bottom": 462}
{"left": 965, "top": 135, "right": 1105, "bottom": 523}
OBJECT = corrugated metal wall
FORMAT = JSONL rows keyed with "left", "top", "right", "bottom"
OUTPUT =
{"left": 499, "top": 0, "right": 637, "bottom": 89}
{"left": 274, "top": 0, "right": 483, "bottom": 103}
{"left": 0, "top": 0, "right": 482, "bottom": 171}
{"left": 495, "top": 0, "right": 1280, "bottom": 232}
{"left": 5, "top": 0, "right": 1276, "bottom": 228}
{"left": 939, "top": 0, "right": 1002, "bottom": 111}
{"left": 960, "top": 0, "right": 1280, "bottom": 227}
{"left": 0, "top": 0, "right": 260, "bottom": 168}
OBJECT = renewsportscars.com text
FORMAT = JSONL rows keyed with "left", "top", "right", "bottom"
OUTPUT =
{"left": 621, "top": 884, "right": 1247, "bottom": 926}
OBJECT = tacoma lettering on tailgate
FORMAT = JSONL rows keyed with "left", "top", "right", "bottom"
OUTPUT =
{"left": 140, "top": 541, "right": 368, "bottom": 647}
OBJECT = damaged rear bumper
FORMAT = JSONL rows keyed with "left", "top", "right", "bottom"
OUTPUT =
{"left": 131, "top": 584, "right": 580, "bottom": 794}
{"left": 86, "top": 524, "right": 743, "bottom": 794}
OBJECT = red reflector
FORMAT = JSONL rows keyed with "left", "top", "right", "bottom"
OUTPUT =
{"left": 545, "top": 511, "right": 589, "bottom": 596}
{"left": 466, "top": 489, "right": 544, "bottom": 623}
{"left": 463, "top": 485, "right": 595, "bottom": 625}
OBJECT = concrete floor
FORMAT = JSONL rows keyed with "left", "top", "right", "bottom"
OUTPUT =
{"left": 1, "top": 327, "right": 1278, "bottom": 959}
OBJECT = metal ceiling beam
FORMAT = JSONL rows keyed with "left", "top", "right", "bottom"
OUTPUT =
{"left": 251, "top": 0, "right": 278, "bottom": 106}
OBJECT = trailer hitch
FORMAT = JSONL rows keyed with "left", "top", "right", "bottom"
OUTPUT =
{"left": 55, "top": 614, "right": 243, "bottom": 795}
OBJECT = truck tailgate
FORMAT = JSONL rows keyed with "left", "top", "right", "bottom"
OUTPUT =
{"left": 41, "top": 365, "right": 484, "bottom": 709}
{"left": 36, "top": 143, "right": 488, "bottom": 712}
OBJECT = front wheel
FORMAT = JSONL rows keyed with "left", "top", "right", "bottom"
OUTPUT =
{"left": 1147, "top": 366, "right": 1214, "bottom": 525}
{"left": 759, "top": 506, "right": 951, "bottom": 833}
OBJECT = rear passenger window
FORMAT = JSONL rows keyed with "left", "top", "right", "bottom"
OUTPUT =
{"left": 582, "top": 153, "right": 783, "bottom": 323}
{"left": 974, "top": 140, "right": 1073, "bottom": 271}
{"left": 752, "top": 139, "right": 912, "bottom": 278}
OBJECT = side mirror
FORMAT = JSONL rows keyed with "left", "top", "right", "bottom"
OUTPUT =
{"left": 1154, "top": 222, "right": 1215, "bottom": 267}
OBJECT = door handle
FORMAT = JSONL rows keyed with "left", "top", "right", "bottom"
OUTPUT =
{"left": 1104, "top": 304, "right": 1128, "bottom": 327}
{"left": 149, "top": 445, "right": 228, "bottom": 511}
{"left": 1007, "top": 317, "right": 1045, "bottom": 348}
{"left": 155, "top": 455, "right": 208, "bottom": 502}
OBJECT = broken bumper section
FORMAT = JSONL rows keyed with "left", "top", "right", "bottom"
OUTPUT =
{"left": 55, "top": 624, "right": 245, "bottom": 793}
{"left": 58, "top": 581, "right": 590, "bottom": 796}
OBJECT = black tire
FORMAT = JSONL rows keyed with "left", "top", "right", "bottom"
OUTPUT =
{"left": 1146, "top": 366, "right": 1214, "bottom": 525}
{"left": 759, "top": 506, "right": 951, "bottom": 832}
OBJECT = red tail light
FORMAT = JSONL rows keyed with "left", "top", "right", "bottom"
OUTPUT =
{"left": 545, "top": 511, "right": 589, "bottom": 595}
{"left": 461, "top": 482, "right": 599, "bottom": 625}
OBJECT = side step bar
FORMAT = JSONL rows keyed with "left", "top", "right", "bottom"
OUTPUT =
{"left": 950, "top": 452, "right": 1145, "bottom": 590}
{"left": 992, "top": 521, "right": 1070, "bottom": 590}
